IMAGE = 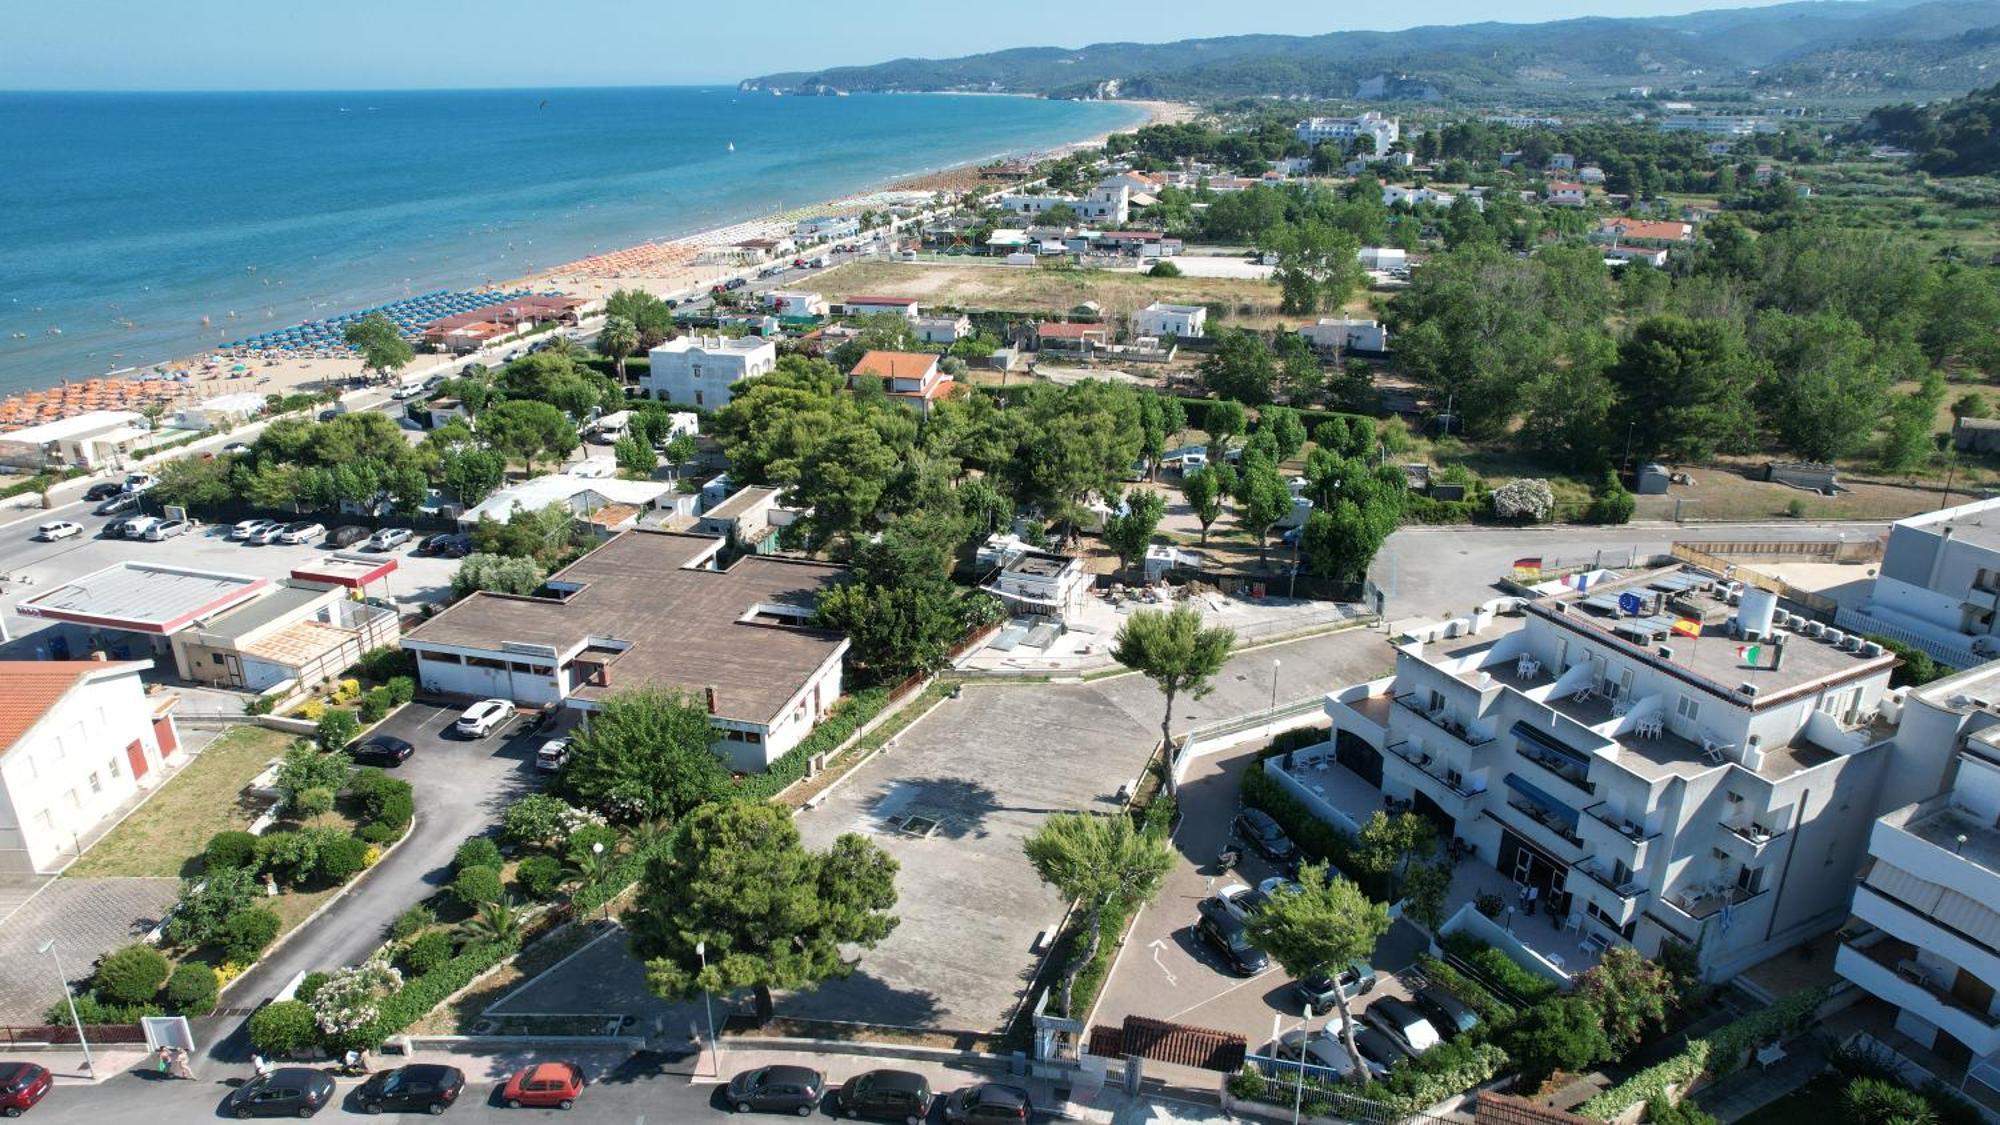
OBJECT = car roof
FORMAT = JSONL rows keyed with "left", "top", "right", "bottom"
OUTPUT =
{"left": 398, "top": 1064, "right": 459, "bottom": 1081}
{"left": 524, "top": 1062, "right": 576, "bottom": 1083}
{"left": 761, "top": 1064, "right": 821, "bottom": 1084}
{"left": 1373, "top": 997, "right": 1423, "bottom": 1022}
{"left": 969, "top": 1083, "right": 1028, "bottom": 1105}
{"left": 858, "top": 1069, "right": 926, "bottom": 1090}
{"left": 268, "top": 1066, "right": 326, "bottom": 1082}
{"left": 1419, "top": 987, "right": 1474, "bottom": 1015}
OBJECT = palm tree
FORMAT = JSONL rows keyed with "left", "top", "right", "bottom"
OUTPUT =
{"left": 565, "top": 844, "right": 618, "bottom": 895}
{"left": 596, "top": 315, "right": 640, "bottom": 382}
{"left": 459, "top": 896, "right": 522, "bottom": 945}
{"left": 1024, "top": 812, "right": 1174, "bottom": 1016}
{"left": 541, "top": 335, "right": 579, "bottom": 360}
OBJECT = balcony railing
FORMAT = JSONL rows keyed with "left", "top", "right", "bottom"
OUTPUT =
{"left": 1576, "top": 858, "right": 1647, "bottom": 902}
{"left": 1720, "top": 820, "right": 1787, "bottom": 849}
{"left": 1394, "top": 693, "right": 1494, "bottom": 747}
{"left": 1842, "top": 936, "right": 2000, "bottom": 1028}
{"left": 1517, "top": 743, "right": 1597, "bottom": 795}
{"left": 1659, "top": 882, "right": 1768, "bottom": 921}
{"left": 1498, "top": 798, "right": 1586, "bottom": 849}
{"left": 1582, "top": 803, "right": 1660, "bottom": 845}
{"left": 1385, "top": 740, "right": 1480, "bottom": 799}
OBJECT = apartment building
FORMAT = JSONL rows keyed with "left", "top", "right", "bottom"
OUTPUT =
{"left": 1325, "top": 564, "right": 1915, "bottom": 979}
{"left": 642, "top": 334, "right": 777, "bottom": 410}
{"left": 1838, "top": 496, "right": 2000, "bottom": 669}
{"left": 1295, "top": 112, "right": 1400, "bottom": 152}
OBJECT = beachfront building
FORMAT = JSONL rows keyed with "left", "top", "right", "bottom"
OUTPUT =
{"left": 1299, "top": 318, "right": 1389, "bottom": 355}
{"left": 996, "top": 192, "right": 1083, "bottom": 217}
{"left": 642, "top": 334, "right": 777, "bottom": 410}
{"left": 848, "top": 351, "right": 953, "bottom": 416}
{"left": 1834, "top": 496, "right": 2000, "bottom": 670}
{"left": 1133, "top": 303, "right": 1208, "bottom": 339}
{"left": 173, "top": 392, "right": 268, "bottom": 431}
{"left": 0, "top": 660, "right": 182, "bottom": 875}
{"left": 420, "top": 295, "right": 588, "bottom": 353}
{"left": 1075, "top": 185, "right": 1132, "bottom": 224}
{"left": 402, "top": 529, "right": 848, "bottom": 772}
{"left": 1295, "top": 112, "right": 1400, "bottom": 152}
{"left": 1320, "top": 565, "right": 1918, "bottom": 980}
{"left": 794, "top": 215, "right": 860, "bottom": 242}
{"left": 766, "top": 290, "right": 828, "bottom": 318}
{"left": 0, "top": 410, "right": 151, "bottom": 473}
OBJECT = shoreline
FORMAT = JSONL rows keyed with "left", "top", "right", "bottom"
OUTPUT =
{"left": 0, "top": 97, "right": 1189, "bottom": 433}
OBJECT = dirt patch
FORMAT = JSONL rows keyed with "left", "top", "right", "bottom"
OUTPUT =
{"left": 815, "top": 259, "right": 1289, "bottom": 327}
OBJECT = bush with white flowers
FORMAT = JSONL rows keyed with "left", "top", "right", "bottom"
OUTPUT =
{"left": 309, "top": 957, "right": 403, "bottom": 1036}
{"left": 1492, "top": 478, "right": 1555, "bottom": 522}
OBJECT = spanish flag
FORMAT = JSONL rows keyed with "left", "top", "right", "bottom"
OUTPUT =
{"left": 1512, "top": 557, "right": 1542, "bottom": 579}
{"left": 1671, "top": 617, "right": 1701, "bottom": 638}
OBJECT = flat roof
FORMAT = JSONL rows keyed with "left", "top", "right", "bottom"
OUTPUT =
{"left": 197, "top": 582, "right": 329, "bottom": 642}
{"left": 291, "top": 554, "right": 397, "bottom": 590}
{"left": 404, "top": 530, "right": 847, "bottom": 726}
{"left": 702, "top": 485, "right": 781, "bottom": 522}
{"left": 242, "top": 620, "right": 352, "bottom": 667}
{"left": 16, "top": 562, "right": 269, "bottom": 634}
{"left": 0, "top": 410, "right": 145, "bottom": 445}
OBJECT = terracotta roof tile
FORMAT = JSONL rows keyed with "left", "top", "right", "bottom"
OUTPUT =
{"left": 0, "top": 661, "right": 140, "bottom": 755}
{"left": 850, "top": 351, "right": 939, "bottom": 379}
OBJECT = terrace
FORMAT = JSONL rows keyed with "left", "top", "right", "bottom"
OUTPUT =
{"left": 1266, "top": 748, "right": 1387, "bottom": 837}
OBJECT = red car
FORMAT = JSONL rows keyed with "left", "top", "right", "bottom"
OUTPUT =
{"left": 0, "top": 1062, "right": 51, "bottom": 1117}
{"left": 502, "top": 1061, "right": 584, "bottom": 1110}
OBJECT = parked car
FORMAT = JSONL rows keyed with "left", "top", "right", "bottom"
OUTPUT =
{"left": 1194, "top": 896, "right": 1269, "bottom": 976}
{"left": 366, "top": 527, "right": 414, "bottom": 552}
{"left": 419, "top": 532, "right": 471, "bottom": 558}
{"left": 1215, "top": 882, "right": 1270, "bottom": 922}
{"left": 1273, "top": 1026, "right": 1391, "bottom": 1079}
{"left": 82, "top": 481, "right": 124, "bottom": 501}
{"left": 1413, "top": 986, "right": 1480, "bottom": 1041}
{"left": 249, "top": 522, "right": 290, "bottom": 545}
{"left": 1365, "top": 996, "right": 1441, "bottom": 1056}
{"left": 222, "top": 441, "right": 253, "bottom": 455}
{"left": 455, "top": 698, "right": 514, "bottom": 739}
{"left": 143, "top": 518, "right": 192, "bottom": 541}
{"left": 835, "top": 1068, "right": 934, "bottom": 1124}
{"left": 501, "top": 1061, "right": 585, "bottom": 1110}
{"left": 122, "top": 472, "right": 156, "bottom": 493}
{"left": 942, "top": 1082, "right": 1031, "bottom": 1123}
{"left": 277, "top": 521, "right": 325, "bottom": 545}
{"left": 0, "top": 1062, "right": 51, "bottom": 1116}
{"left": 1294, "top": 961, "right": 1378, "bottom": 1010}
{"left": 317, "top": 408, "right": 342, "bottom": 422}
{"left": 1230, "top": 808, "right": 1298, "bottom": 863}
{"left": 118, "top": 516, "right": 162, "bottom": 541}
{"left": 349, "top": 735, "right": 414, "bottom": 767}
{"left": 1257, "top": 876, "right": 1304, "bottom": 898}
{"left": 225, "top": 1067, "right": 335, "bottom": 1118}
{"left": 33, "top": 521, "right": 82, "bottom": 542}
{"left": 231, "top": 518, "right": 276, "bottom": 541}
{"left": 724, "top": 276, "right": 748, "bottom": 290}
{"left": 535, "top": 737, "right": 571, "bottom": 772}
{"left": 726, "top": 1064, "right": 824, "bottom": 1116}
{"left": 328, "top": 525, "right": 370, "bottom": 548}
{"left": 354, "top": 1063, "right": 464, "bottom": 1116}
{"left": 94, "top": 492, "right": 140, "bottom": 517}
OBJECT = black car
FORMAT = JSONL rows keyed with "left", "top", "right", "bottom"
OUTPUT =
{"left": 317, "top": 408, "right": 342, "bottom": 421}
{"left": 836, "top": 1068, "right": 934, "bottom": 1124}
{"left": 726, "top": 1064, "right": 824, "bottom": 1115}
{"left": 328, "top": 525, "right": 370, "bottom": 548}
{"left": 226, "top": 1067, "right": 335, "bottom": 1118}
{"left": 349, "top": 734, "right": 414, "bottom": 767}
{"left": 354, "top": 1063, "right": 464, "bottom": 1115}
{"left": 724, "top": 276, "right": 748, "bottom": 290}
{"left": 419, "top": 532, "right": 471, "bottom": 558}
{"left": 1231, "top": 808, "right": 1298, "bottom": 863}
{"left": 94, "top": 493, "right": 140, "bottom": 517}
{"left": 83, "top": 481, "right": 124, "bottom": 501}
{"left": 1413, "top": 986, "right": 1481, "bottom": 1040}
{"left": 1194, "top": 897, "right": 1269, "bottom": 976}
{"left": 943, "top": 1083, "right": 1031, "bottom": 1123}
{"left": 1352, "top": 1021, "right": 1413, "bottom": 1069}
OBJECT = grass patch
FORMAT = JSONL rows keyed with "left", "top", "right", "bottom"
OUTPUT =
{"left": 67, "top": 725, "right": 297, "bottom": 879}
{"left": 816, "top": 258, "right": 1289, "bottom": 327}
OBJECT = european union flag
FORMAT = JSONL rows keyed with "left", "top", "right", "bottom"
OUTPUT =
{"left": 1617, "top": 592, "right": 1645, "bottom": 615}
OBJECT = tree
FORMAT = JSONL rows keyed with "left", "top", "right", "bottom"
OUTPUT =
{"left": 1347, "top": 811, "right": 1435, "bottom": 899}
{"left": 165, "top": 866, "right": 260, "bottom": 948}
{"left": 1235, "top": 455, "right": 1292, "bottom": 567}
{"left": 314, "top": 709, "right": 360, "bottom": 754}
{"left": 309, "top": 958, "right": 403, "bottom": 1046}
{"left": 628, "top": 802, "right": 899, "bottom": 1019}
{"left": 1111, "top": 605, "right": 1234, "bottom": 764}
{"left": 561, "top": 688, "right": 731, "bottom": 822}
{"left": 1882, "top": 369, "right": 1946, "bottom": 473}
{"left": 1243, "top": 863, "right": 1391, "bottom": 1083}
{"left": 1491, "top": 478, "right": 1556, "bottom": 522}
{"left": 451, "top": 552, "right": 544, "bottom": 597}
{"left": 1024, "top": 812, "right": 1175, "bottom": 1015}
{"left": 1204, "top": 400, "right": 1247, "bottom": 453}
{"left": 221, "top": 907, "right": 281, "bottom": 962}
{"left": 1517, "top": 333, "right": 1619, "bottom": 471}
{"left": 481, "top": 399, "right": 578, "bottom": 470}
{"left": 813, "top": 582, "right": 1001, "bottom": 685}
{"left": 1843, "top": 1078, "right": 1938, "bottom": 1125}
{"left": 1181, "top": 466, "right": 1224, "bottom": 544}
{"left": 1200, "top": 330, "right": 1278, "bottom": 405}
{"left": 660, "top": 433, "right": 698, "bottom": 479}
{"left": 1753, "top": 311, "right": 1892, "bottom": 463}
{"left": 605, "top": 288, "right": 676, "bottom": 349}
{"left": 612, "top": 435, "right": 656, "bottom": 479}
{"left": 94, "top": 944, "right": 170, "bottom": 1005}
{"left": 597, "top": 314, "right": 641, "bottom": 381}
{"left": 1102, "top": 488, "right": 1166, "bottom": 576}
{"left": 1511, "top": 994, "right": 1613, "bottom": 1079}
{"left": 793, "top": 419, "right": 900, "bottom": 552}
{"left": 151, "top": 455, "right": 235, "bottom": 510}
{"left": 276, "top": 741, "right": 351, "bottom": 806}
{"left": 1266, "top": 221, "right": 1364, "bottom": 316}
{"left": 343, "top": 313, "right": 413, "bottom": 378}
{"left": 439, "top": 446, "right": 505, "bottom": 506}
{"left": 1576, "top": 946, "right": 1673, "bottom": 1050}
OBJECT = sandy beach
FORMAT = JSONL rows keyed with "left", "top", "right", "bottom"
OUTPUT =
{"left": 0, "top": 98, "right": 1195, "bottom": 429}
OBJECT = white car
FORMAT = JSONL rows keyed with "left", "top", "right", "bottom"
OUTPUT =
{"left": 119, "top": 516, "right": 163, "bottom": 540}
{"left": 277, "top": 521, "right": 325, "bottom": 545}
{"left": 144, "top": 518, "right": 192, "bottom": 541}
{"left": 122, "top": 472, "right": 157, "bottom": 493}
{"left": 365, "top": 527, "right": 413, "bottom": 552}
{"left": 455, "top": 699, "right": 515, "bottom": 738}
{"left": 34, "top": 520, "right": 82, "bottom": 542}
{"left": 535, "top": 738, "right": 571, "bottom": 771}
{"left": 249, "top": 522, "right": 289, "bottom": 545}
{"left": 222, "top": 442, "right": 253, "bottom": 455}
{"left": 231, "top": 518, "right": 276, "bottom": 541}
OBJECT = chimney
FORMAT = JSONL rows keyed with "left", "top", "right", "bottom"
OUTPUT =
{"left": 705, "top": 685, "right": 719, "bottom": 715}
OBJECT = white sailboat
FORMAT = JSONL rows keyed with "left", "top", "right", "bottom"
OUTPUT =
{"left": 727, "top": 141, "right": 736, "bottom": 153}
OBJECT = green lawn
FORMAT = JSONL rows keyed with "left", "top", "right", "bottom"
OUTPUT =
{"left": 66, "top": 725, "right": 297, "bottom": 879}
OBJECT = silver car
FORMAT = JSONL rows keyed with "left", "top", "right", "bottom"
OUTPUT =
{"left": 144, "top": 518, "right": 192, "bottom": 541}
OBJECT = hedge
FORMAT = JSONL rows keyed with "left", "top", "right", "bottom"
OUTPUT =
{"left": 248, "top": 999, "right": 318, "bottom": 1056}
{"left": 204, "top": 830, "right": 261, "bottom": 872}
{"left": 165, "top": 963, "right": 220, "bottom": 1016}
{"left": 1239, "top": 763, "right": 1363, "bottom": 886}
{"left": 1370, "top": 1039, "right": 1511, "bottom": 1116}
{"left": 1579, "top": 986, "right": 1827, "bottom": 1119}
{"left": 358, "top": 938, "right": 518, "bottom": 1045}
{"left": 1415, "top": 954, "right": 1516, "bottom": 1026}
{"left": 1441, "top": 933, "right": 1561, "bottom": 1006}
{"left": 733, "top": 687, "right": 890, "bottom": 801}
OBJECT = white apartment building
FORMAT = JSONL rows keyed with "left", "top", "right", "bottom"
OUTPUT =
{"left": 1325, "top": 566, "right": 1912, "bottom": 979}
{"left": 1295, "top": 112, "right": 1400, "bottom": 152}
{"left": 914, "top": 314, "right": 973, "bottom": 344}
{"left": 0, "top": 660, "right": 182, "bottom": 874}
{"left": 642, "top": 334, "right": 777, "bottom": 410}
{"left": 1659, "top": 115, "right": 1778, "bottom": 136}
{"left": 1838, "top": 496, "right": 2000, "bottom": 669}
{"left": 1133, "top": 302, "right": 1208, "bottom": 339}
{"left": 997, "top": 192, "right": 1082, "bottom": 216}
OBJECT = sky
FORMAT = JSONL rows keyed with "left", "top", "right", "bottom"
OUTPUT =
{"left": 6, "top": 0, "right": 1805, "bottom": 91}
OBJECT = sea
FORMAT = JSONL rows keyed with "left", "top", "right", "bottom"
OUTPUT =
{"left": 0, "top": 87, "right": 1144, "bottom": 397}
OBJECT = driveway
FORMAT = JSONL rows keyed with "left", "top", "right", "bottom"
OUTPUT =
{"left": 199, "top": 701, "right": 547, "bottom": 1061}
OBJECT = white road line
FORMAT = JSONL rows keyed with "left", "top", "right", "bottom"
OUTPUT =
{"left": 1165, "top": 967, "right": 1273, "bottom": 1022}
{"left": 1147, "top": 939, "right": 1179, "bottom": 987}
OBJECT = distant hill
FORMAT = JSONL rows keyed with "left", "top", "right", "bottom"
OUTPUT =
{"left": 741, "top": 0, "right": 2000, "bottom": 103}
{"left": 1848, "top": 78, "right": 2000, "bottom": 172}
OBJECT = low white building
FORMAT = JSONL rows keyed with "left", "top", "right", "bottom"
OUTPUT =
{"left": 1382, "top": 185, "right": 1460, "bottom": 210}
{"left": 1133, "top": 302, "right": 1208, "bottom": 340}
{"left": 794, "top": 215, "right": 860, "bottom": 242}
{"left": 0, "top": 660, "right": 182, "bottom": 875}
{"left": 914, "top": 314, "right": 973, "bottom": 345}
{"left": 0, "top": 411, "right": 150, "bottom": 473}
{"left": 694, "top": 484, "right": 800, "bottom": 555}
{"left": 174, "top": 392, "right": 268, "bottom": 431}
{"left": 458, "top": 471, "right": 677, "bottom": 532}
{"left": 1837, "top": 496, "right": 2000, "bottom": 669}
{"left": 982, "top": 549, "right": 1091, "bottom": 623}
{"left": 842, "top": 295, "right": 921, "bottom": 320}
{"left": 997, "top": 193, "right": 1081, "bottom": 216}
{"left": 642, "top": 334, "right": 777, "bottom": 410}
{"left": 1299, "top": 318, "right": 1389, "bottom": 355}
{"left": 766, "top": 290, "right": 828, "bottom": 318}
{"left": 1359, "top": 247, "right": 1408, "bottom": 272}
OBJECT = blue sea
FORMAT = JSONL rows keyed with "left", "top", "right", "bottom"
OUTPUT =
{"left": 0, "top": 88, "right": 1143, "bottom": 395}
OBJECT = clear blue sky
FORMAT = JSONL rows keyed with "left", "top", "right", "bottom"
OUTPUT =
{"left": 9, "top": 0, "right": 1799, "bottom": 91}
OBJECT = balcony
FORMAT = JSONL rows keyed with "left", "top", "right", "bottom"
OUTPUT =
{"left": 1515, "top": 742, "right": 1598, "bottom": 797}
{"left": 1716, "top": 817, "right": 1787, "bottom": 861}
{"left": 1493, "top": 798, "right": 1587, "bottom": 852}
{"left": 1384, "top": 740, "right": 1482, "bottom": 800}
{"left": 1575, "top": 858, "right": 1647, "bottom": 904}
{"left": 1659, "top": 881, "right": 1768, "bottom": 922}
{"left": 1394, "top": 693, "right": 1494, "bottom": 749}
{"left": 1837, "top": 933, "right": 2000, "bottom": 1054}
{"left": 1582, "top": 803, "right": 1658, "bottom": 846}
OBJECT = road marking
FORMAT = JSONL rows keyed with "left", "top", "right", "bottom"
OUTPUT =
{"left": 1165, "top": 966, "right": 1273, "bottom": 1022}
{"left": 1147, "top": 939, "right": 1179, "bottom": 987}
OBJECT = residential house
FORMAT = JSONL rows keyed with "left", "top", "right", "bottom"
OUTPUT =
{"left": 1602, "top": 246, "right": 1670, "bottom": 268}
{"left": 1592, "top": 219, "right": 1694, "bottom": 247}
{"left": 695, "top": 484, "right": 799, "bottom": 555}
{"left": 1075, "top": 184, "right": 1131, "bottom": 224}
{"left": 1133, "top": 302, "right": 1208, "bottom": 340}
{"left": 1546, "top": 153, "right": 1577, "bottom": 171}
{"left": 1359, "top": 247, "right": 1408, "bottom": 272}
{"left": 1482, "top": 114, "right": 1564, "bottom": 129}
{"left": 458, "top": 470, "right": 678, "bottom": 533}
{"left": 982, "top": 550, "right": 1090, "bottom": 623}
{"left": 1545, "top": 182, "right": 1588, "bottom": 207}
{"left": 986, "top": 229, "right": 1033, "bottom": 255}
{"left": 0, "top": 660, "right": 181, "bottom": 874}
{"left": 1835, "top": 496, "right": 2000, "bottom": 669}
{"left": 402, "top": 530, "right": 849, "bottom": 772}
{"left": 642, "top": 334, "right": 777, "bottom": 410}
{"left": 734, "top": 236, "right": 797, "bottom": 261}
{"left": 1577, "top": 165, "right": 1606, "bottom": 184}
{"left": 1099, "top": 171, "right": 1167, "bottom": 196}
{"left": 997, "top": 192, "right": 1082, "bottom": 216}
{"left": 842, "top": 295, "right": 921, "bottom": 320}
{"left": 1299, "top": 318, "right": 1389, "bottom": 355}
{"left": 848, "top": 350, "right": 953, "bottom": 415}
{"left": 1033, "top": 322, "right": 1111, "bottom": 355}
{"left": 1383, "top": 185, "right": 1462, "bottom": 209}
{"left": 914, "top": 314, "right": 973, "bottom": 345}
{"left": 1295, "top": 113, "right": 1400, "bottom": 152}
{"left": 765, "top": 290, "right": 828, "bottom": 318}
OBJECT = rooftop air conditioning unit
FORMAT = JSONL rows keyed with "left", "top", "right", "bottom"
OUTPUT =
{"left": 1658, "top": 646, "right": 1675, "bottom": 660}
{"left": 1841, "top": 635, "right": 1863, "bottom": 653}
{"left": 1861, "top": 641, "right": 1884, "bottom": 657}
{"left": 1823, "top": 629, "right": 1845, "bottom": 645}
{"left": 1738, "top": 682, "right": 1759, "bottom": 697}
{"left": 1806, "top": 622, "right": 1826, "bottom": 639}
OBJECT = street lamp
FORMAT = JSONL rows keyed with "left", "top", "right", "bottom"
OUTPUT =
{"left": 591, "top": 841, "right": 608, "bottom": 921}
{"left": 1291, "top": 1001, "right": 1315, "bottom": 1125}
{"left": 37, "top": 940, "right": 91, "bottom": 1075}
{"left": 1270, "top": 658, "right": 1282, "bottom": 714}
{"left": 695, "top": 940, "right": 718, "bottom": 1078}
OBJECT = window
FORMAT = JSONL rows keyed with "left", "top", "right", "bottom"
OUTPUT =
{"left": 107, "top": 756, "right": 120, "bottom": 779}
{"left": 34, "top": 810, "right": 53, "bottom": 833}
{"left": 1675, "top": 694, "right": 1701, "bottom": 724}
{"left": 87, "top": 772, "right": 101, "bottom": 794}
{"left": 694, "top": 391, "right": 704, "bottom": 407}
{"left": 212, "top": 654, "right": 225, "bottom": 665}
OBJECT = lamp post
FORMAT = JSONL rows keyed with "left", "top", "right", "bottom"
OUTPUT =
{"left": 1291, "top": 1002, "right": 1315, "bottom": 1125}
{"left": 37, "top": 940, "right": 91, "bottom": 1075}
{"left": 1269, "top": 658, "right": 1282, "bottom": 738}
{"left": 695, "top": 940, "right": 718, "bottom": 1078}
{"left": 591, "top": 841, "right": 608, "bottom": 921}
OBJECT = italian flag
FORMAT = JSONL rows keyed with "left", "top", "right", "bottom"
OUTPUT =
{"left": 1737, "top": 643, "right": 1762, "bottom": 665}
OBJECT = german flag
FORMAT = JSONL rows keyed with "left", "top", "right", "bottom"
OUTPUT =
{"left": 1512, "top": 557, "right": 1542, "bottom": 579}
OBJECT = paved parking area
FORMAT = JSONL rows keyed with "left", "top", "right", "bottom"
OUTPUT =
{"left": 0, "top": 877, "right": 180, "bottom": 1022}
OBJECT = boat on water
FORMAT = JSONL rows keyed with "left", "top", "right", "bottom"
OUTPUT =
{"left": 727, "top": 141, "right": 735, "bottom": 152}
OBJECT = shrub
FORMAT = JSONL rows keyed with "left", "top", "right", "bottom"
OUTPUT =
{"left": 316, "top": 836, "right": 370, "bottom": 884}
{"left": 1491, "top": 477, "right": 1556, "bottom": 521}
{"left": 203, "top": 830, "right": 261, "bottom": 872}
{"left": 293, "top": 785, "right": 336, "bottom": 818}
{"left": 1510, "top": 994, "right": 1613, "bottom": 1080}
{"left": 315, "top": 708, "right": 361, "bottom": 752}
{"left": 351, "top": 767, "right": 413, "bottom": 832}
{"left": 94, "top": 944, "right": 170, "bottom": 1005}
{"left": 165, "top": 963, "right": 220, "bottom": 1015}
{"left": 1845, "top": 1078, "right": 1936, "bottom": 1125}
{"left": 452, "top": 865, "right": 505, "bottom": 909}
{"left": 385, "top": 676, "right": 416, "bottom": 705}
{"left": 296, "top": 698, "right": 327, "bottom": 722}
{"left": 359, "top": 821, "right": 400, "bottom": 845}
{"left": 502, "top": 794, "right": 577, "bottom": 849}
{"left": 1785, "top": 497, "right": 1808, "bottom": 519}
{"left": 330, "top": 677, "right": 363, "bottom": 705}
{"left": 295, "top": 971, "right": 332, "bottom": 1004}
{"left": 454, "top": 836, "right": 503, "bottom": 874}
{"left": 1648, "top": 1096, "right": 1719, "bottom": 1125}
{"left": 248, "top": 999, "right": 318, "bottom": 1056}
{"left": 515, "top": 854, "right": 564, "bottom": 899}
{"left": 360, "top": 938, "right": 517, "bottom": 1045}
{"left": 564, "top": 824, "right": 619, "bottom": 865}
{"left": 354, "top": 646, "right": 416, "bottom": 683}
{"left": 373, "top": 788, "right": 414, "bottom": 833}
{"left": 1147, "top": 260, "right": 1183, "bottom": 277}
{"left": 166, "top": 867, "right": 261, "bottom": 948}
{"left": 275, "top": 742, "right": 351, "bottom": 811}
{"left": 399, "top": 931, "right": 455, "bottom": 976}
{"left": 358, "top": 688, "right": 392, "bottom": 725}
{"left": 243, "top": 695, "right": 277, "bottom": 716}
{"left": 49, "top": 993, "right": 158, "bottom": 1025}
{"left": 222, "top": 907, "right": 282, "bottom": 963}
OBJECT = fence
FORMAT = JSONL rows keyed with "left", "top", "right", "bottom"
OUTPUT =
{"left": 1833, "top": 606, "right": 1986, "bottom": 669}
{"left": 0, "top": 1023, "right": 147, "bottom": 1048}
{"left": 1675, "top": 539, "right": 1882, "bottom": 565}
{"left": 1180, "top": 695, "right": 1330, "bottom": 756}
{"left": 1241, "top": 1054, "right": 1466, "bottom": 1125}
{"left": 1669, "top": 543, "right": 1841, "bottom": 619}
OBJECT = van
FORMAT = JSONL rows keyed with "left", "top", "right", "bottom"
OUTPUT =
{"left": 392, "top": 377, "right": 427, "bottom": 400}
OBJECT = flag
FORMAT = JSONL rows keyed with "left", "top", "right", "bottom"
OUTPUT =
{"left": 1566, "top": 572, "right": 1593, "bottom": 592}
{"left": 1737, "top": 643, "right": 1762, "bottom": 665}
{"left": 1512, "top": 557, "right": 1542, "bottom": 579}
{"left": 1617, "top": 592, "right": 1645, "bottom": 615}
{"left": 1670, "top": 617, "right": 1701, "bottom": 638}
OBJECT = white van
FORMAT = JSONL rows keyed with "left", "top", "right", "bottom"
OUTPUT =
{"left": 391, "top": 377, "right": 427, "bottom": 400}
